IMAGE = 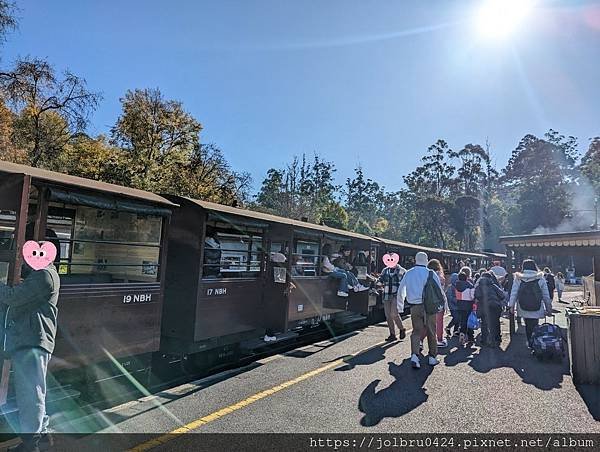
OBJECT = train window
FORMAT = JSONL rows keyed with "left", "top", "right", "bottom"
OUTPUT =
{"left": 202, "top": 223, "right": 264, "bottom": 279}
{"left": 0, "top": 210, "right": 16, "bottom": 284}
{"left": 291, "top": 240, "right": 320, "bottom": 277}
{"left": 47, "top": 205, "right": 163, "bottom": 284}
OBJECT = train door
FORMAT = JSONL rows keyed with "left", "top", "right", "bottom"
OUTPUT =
{"left": 261, "top": 224, "right": 292, "bottom": 335}
{"left": 288, "top": 230, "right": 331, "bottom": 326}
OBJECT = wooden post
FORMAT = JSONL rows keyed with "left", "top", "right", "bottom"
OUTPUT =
{"left": 33, "top": 186, "right": 48, "bottom": 242}
{"left": 9, "top": 175, "right": 31, "bottom": 285}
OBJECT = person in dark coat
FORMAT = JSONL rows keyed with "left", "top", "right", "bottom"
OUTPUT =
{"left": 0, "top": 256, "right": 60, "bottom": 451}
{"left": 475, "top": 271, "right": 506, "bottom": 347}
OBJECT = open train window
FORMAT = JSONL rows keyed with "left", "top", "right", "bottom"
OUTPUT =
{"left": 202, "top": 221, "right": 265, "bottom": 279}
{"left": 46, "top": 204, "right": 163, "bottom": 284}
{"left": 0, "top": 210, "right": 16, "bottom": 284}
{"left": 291, "top": 240, "right": 320, "bottom": 277}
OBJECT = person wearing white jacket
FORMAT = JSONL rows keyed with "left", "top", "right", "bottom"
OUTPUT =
{"left": 397, "top": 251, "right": 444, "bottom": 369}
{"left": 509, "top": 259, "right": 552, "bottom": 346}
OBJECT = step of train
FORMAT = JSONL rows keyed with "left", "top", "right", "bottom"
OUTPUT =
{"left": 332, "top": 312, "right": 367, "bottom": 328}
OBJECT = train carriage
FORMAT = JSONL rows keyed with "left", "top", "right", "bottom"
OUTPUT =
{"left": 0, "top": 161, "right": 176, "bottom": 405}
{"left": 160, "top": 197, "right": 374, "bottom": 371}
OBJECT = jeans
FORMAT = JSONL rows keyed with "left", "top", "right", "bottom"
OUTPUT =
{"left": 328, "top": 269, "right": 350, "bottom": 293}
{"left": 383, "top": 298, "right": 404, "bottom": 336}
{"left": 409, "top": 304, "right": 437, "bottom": 356}
{"left": 480, "top": 303, "right": 502, "bottom": 344}
{"left": 12, "top": 347, "right": 50, "bottom": 446}
{"left": 524, "top": 318, "right": 539, "bottom": 344}
{"left": 327, "top": 268, "right": 359, "bottom": 293}
{"left": 447, "top": 309, "right": 459, "bottom": 333}
{"left": 458, "top": 309, "right": 474, "bottom": 340}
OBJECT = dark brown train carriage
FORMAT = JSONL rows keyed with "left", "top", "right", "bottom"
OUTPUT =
{"left": 0, "top": 161, "right": 175, "bottom": 401}
{"left": 160, "top": 197, "right": 373, "bottom": 368}
{"left": 284, "top": 225, "right": 373, "bottom": 330}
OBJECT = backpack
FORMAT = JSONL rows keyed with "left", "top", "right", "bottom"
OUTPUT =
{"left": 545, "top": 273, "right": 556, "bottom": 292}
{"left": 530, "top": 322, "right": 565, "bottom": 360}
{"left": 517, "top": 279, "right": 542, "bottom": 311}
{"left": 423, "top": 271, "right": 445, "bottom": 315}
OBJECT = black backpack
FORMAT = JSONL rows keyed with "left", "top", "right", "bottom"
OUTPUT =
{"left": 517, "top": 280, "right": 542, "bottom": 311}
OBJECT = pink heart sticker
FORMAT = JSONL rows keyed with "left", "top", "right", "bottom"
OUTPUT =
{"left": 382, "top": 252, "right": 400, "bottom": 269}
{"left": 23, "top": 241, "right": 57, "bottom": 271}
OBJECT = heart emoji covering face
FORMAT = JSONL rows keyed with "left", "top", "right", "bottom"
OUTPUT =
{"left": 23, "top": 241, "right": 57, "bottom": 271}
{"left": 382, "top": 253, "right": 400, "bottom": 269}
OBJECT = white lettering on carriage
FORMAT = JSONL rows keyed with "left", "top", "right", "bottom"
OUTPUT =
{"left": 206, "top": 288, "right": 227, "bottom": 296}
{"left": 122, "top": 294, "right": 152, "bottom": 304}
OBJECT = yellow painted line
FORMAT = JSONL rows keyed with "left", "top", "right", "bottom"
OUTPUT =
{"left": 128, "top": 325, "right": 418, "bottom": 452}
{"left": 128, "top": 358, "right": 345, "bottom": 451}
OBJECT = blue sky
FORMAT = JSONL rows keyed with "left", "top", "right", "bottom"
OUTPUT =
{"left": 3, "top": 0, "right": 600, "bottom": 192}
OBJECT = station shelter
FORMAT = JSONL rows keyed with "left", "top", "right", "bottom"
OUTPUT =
{"left": 499, "top": 230, "right": 600, "bottom": 306}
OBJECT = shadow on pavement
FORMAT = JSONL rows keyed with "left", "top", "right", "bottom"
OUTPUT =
{"left": 439, "top": 329, "right": 568, "bottom": 391}
{"left": 357, "top": 359, "right": 433, "bottom": 427}
{"left": 334, "top": 342, "right": 400, "bottom": 371}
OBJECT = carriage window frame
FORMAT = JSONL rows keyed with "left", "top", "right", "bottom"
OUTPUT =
{"left": 291, "top": 239, "right": 321, "bottom": 278}
{"left": 201, "top": 220, "right": 265, "bottom": 280}
{"left": 46, "top": 203, "right": 164, "bottom": 284}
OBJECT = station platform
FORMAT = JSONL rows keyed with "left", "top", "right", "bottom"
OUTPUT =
{"left": 4, "top": 290, "right": 600, "bottom": 451}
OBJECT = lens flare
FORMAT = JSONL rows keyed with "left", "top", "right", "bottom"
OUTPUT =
{"left": 476, "top": 0, "right": 535, "bottom": 39}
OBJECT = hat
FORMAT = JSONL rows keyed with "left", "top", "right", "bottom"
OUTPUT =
{"left": 490, "top": 265, "right": 507, "bottom": 279}
{"left": 415, "top": 251, "right": 428, "bottom": 266}
{"left": 270, "top": 252, "right": 287, "bottom": 263}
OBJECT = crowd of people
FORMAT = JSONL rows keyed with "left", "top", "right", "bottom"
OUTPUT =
{"left": 374, "top": 252, "right": 561, "bottom": 370}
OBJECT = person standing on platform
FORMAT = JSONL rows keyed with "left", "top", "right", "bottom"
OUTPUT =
{"left": 543, "top": 267, "right": 556, "bottom": 302}
{"left": 397, "top": 251, "right": 443, "bottom": 369}
{"left": 455, "top": 267, "right": 476, "bottom": 345}
{"left": 475, "top": 271, "right": 506, "bottom": 347}
{"left": 377, "top": 261, "right": 407, "bottom": 342}
{"left": 421, "top": 259, "right": 447, "bottom": 348}
{"left": 445, "top": 273, "right": 459, "bottom": 337}
{"left": 0, "top": 248, "right": 60, "bottom": 452}
{"left": 509, "top": 259, "right": 552, "bottom": 347}
{"left": 556, "top": 272, "right": 566, "bottom": 303}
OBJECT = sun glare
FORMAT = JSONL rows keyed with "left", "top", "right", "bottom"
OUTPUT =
{"left": 476, "top": 0, "right": 535, "bottom": 40}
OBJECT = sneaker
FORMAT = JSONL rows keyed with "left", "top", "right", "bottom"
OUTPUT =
{"left": 459, "top": 333, "right": 466, "bottom": 345}
{"left": 428, "top": 355, "right": 439, "bottom": 366}
{"left": 337, "top": 290, "right": 349, "bottom": 297}
{"left": 385, "top": 335, "right": 397, "bottom": 342}
{"left": 263, "top": 335, "right": 271, "bottom": 342}
{"left": 398, "top": 329, "right": 406, "bottom": 340}
{"left": 411, "top": 354, "right": 421, "bottom": 369}
{"left": 354, "top": 284, "right": 369, "bottom": 292}
{"left": 437, "top": 339, "right": 448, "bottom": 348}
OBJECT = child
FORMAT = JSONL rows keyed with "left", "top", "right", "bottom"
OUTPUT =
{"left": 455, "top": 271, "right": 476, "bottom": 345}
{"left": 556, "top": 272, "right": 566, "bottom": 303}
